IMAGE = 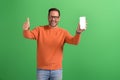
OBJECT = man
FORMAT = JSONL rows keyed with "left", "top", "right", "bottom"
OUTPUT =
{"left": 23, "top": 8, "right": 86, "bottom": 80}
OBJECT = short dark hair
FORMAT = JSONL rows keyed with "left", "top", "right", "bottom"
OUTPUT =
{"left": 48, "top": 8, "right": 60, "bottom": 16}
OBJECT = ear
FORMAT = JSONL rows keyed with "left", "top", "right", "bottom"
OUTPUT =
{"left": 58, "top": 17, "right": 60, "bottom": 21}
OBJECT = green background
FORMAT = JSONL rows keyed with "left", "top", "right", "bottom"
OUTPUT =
{"left": 0, "top": 0, "right": 120, "bottom": 80}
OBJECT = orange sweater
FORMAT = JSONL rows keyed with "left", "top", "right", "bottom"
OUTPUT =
{"left": 23, "top": 25, "right": 80, "bottom": 70}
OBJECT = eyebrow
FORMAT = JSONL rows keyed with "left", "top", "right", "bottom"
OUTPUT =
{"left": 49, "top": 16, "right": 59, "bottom": 18}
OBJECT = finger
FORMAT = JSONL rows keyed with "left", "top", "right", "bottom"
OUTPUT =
{"left": 24, "top": 22, "right": 28, "bottom": 26}
{"left": 27, "top": 17, "right": 30, "bottom": 23}
{"left": 23, "top": 23, "right": 27, "bottom": 26}
{"left": 78, "top": 23, "right": 80, "bottom": 30}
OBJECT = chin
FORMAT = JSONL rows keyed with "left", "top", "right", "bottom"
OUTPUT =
{"left": 50, "top": 24, "right": 57, "bottom": 27}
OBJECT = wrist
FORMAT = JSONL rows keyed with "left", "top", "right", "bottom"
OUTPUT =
{"left": 76, "top": 31, "right": 82, "bottom": 34}
{"left": 23, "top": 27, "right": 30, "bottom": 30}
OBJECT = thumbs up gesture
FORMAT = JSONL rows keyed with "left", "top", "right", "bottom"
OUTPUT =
{"left": 23, "top": 18, "right": 30, "bottom": 30}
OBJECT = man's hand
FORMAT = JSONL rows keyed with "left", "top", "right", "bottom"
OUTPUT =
{"left": 76, "top": 23, "right": 87, "bottom": 34}
{"left": 23, "top": 18, "right": 30, "bottom": 30}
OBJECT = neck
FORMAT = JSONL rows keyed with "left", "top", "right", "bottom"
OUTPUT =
{"left": 48, "top": 25, "right": 58, "bottom": 28}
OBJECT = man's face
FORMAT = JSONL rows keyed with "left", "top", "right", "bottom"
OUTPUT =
{"left": 48, "top": 11, "right": 60, "bottom": 27}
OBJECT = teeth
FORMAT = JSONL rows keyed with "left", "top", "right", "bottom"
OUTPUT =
{"left": 52, "top": 22, "right": 55, "bottom": 24}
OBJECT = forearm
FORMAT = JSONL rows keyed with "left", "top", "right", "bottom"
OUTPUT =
{"left": 23, "top": 30, "right": 35, "bottom": 39}
{"left": 71, "top": 33, "right": 80, "bottom": 45}
{"left": 65, "top": 32, "right": 81, "bottom": 45}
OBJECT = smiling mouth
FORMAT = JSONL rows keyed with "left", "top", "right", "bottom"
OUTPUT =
{"left": 50, "top": 21, "right": 57, "bottom": 26}
{"left": 51, "top": 21, "right": 56, "bottom": 24}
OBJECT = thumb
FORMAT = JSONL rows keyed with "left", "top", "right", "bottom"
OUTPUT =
{"left": 27, "top": 17, "right": 30, "bottom": 23}
{"left": 77, "top": 23, "right": 80, "bottom": 30}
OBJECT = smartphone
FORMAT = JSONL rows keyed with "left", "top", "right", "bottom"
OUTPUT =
{"left": 79, "top": 16, "right": 86, "bottom": 30}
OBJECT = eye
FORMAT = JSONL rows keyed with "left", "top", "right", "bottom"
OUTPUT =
{"left": 50, "top": 16, "right": 59, "bottom": 19}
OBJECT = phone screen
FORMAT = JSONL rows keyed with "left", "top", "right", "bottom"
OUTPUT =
{"left": 79, "top": 17, "right": 86, "bottom": 29}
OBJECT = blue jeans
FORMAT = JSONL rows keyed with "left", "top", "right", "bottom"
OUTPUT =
{"left": 37, "top": 69, "right": 62, "bottom": 80}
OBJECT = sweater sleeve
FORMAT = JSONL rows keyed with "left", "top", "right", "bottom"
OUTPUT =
{"left": 23, "top": 27, "right": 39, "bottom": 40}
{"left": 64, "top": 31, "right": 81, "bottom": 45}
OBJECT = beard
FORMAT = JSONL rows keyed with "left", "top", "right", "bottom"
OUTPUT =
{"left": 49, "top": 21, "right": 58, "bottom": 27}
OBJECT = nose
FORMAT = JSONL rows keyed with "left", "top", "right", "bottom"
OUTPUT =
{"left": 51, "top": 17, "right": 55, "bottom": 21}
